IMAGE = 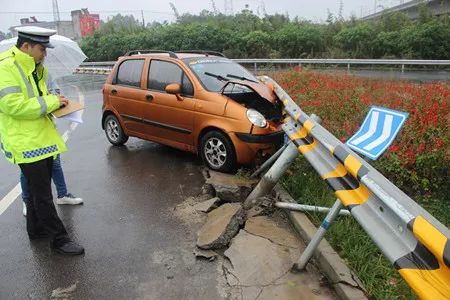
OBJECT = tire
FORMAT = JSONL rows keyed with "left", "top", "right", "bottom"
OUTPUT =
{"left": 104, "top": 114, "right": 129, "bottom": 146}
{"left": 200, "top": 130, "right": 236, "bottom": 173}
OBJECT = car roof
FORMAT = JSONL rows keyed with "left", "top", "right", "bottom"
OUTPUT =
{"left": 129, "top": 53, "right": 221, "bottom": 59}
{"left": 121, "top": 50, "right": 226, "bottom": 61}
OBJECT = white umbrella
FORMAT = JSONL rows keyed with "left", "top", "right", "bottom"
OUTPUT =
{"left": 0, "top": 35, "right": 87, "bottom": 79}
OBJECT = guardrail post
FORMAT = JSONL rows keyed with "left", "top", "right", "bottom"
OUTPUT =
{"left": 254, "top": 62, "right": 257, "bottom": 73}
{"left": 401, "top": 64, "right": 405, "bottom": 73}
{"left": 243, "top": 142, "right": 298, "bottom": 209}
{"left": 243, "top": 114, "right": 321, "bottom": 210}
{"left": 347, "top": 63, "right": 350, "bottom": 71}
{"left": 250, "top": 143, "right": 288, "bottom": 178}
{"left": 292, "top": 199, "right": 344, "bottom": 271}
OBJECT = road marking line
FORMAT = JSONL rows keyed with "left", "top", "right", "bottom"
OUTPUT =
{"left": 0, "top": 86, "right": 85, "bottom": 216}
{"left": 0, "top": 184, "right": 21, "bottom": 216}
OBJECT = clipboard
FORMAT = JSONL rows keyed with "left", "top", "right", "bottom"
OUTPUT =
{"left": 51, "top": 100, "right": 84, "bottom": 118}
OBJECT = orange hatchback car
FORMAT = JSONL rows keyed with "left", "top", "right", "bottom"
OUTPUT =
{"left": 102, "top": 50, "right": 284, "bottom": 172}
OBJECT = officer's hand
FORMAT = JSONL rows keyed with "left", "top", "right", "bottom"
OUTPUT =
{"left": 58, "top": 95, "right": 69, "bottom": 108}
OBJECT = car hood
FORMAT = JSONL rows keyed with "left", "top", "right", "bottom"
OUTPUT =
{"left": 221, "top": 79, "right": 278, "bottom": 104}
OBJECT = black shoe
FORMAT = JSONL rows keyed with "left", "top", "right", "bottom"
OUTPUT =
{"left": 52, "top": 241, "right": 85, "bottom": 255}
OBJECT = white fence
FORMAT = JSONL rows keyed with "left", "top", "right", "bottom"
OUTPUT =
{"left": 77, "top": 58, "right": 450, "bottom": 74}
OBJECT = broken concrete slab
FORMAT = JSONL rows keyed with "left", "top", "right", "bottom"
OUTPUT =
{"left": 193, "top": 197, "right": 222, "bottom": 213}
{"left": 245, "top": 196, "right": 275, "bottom": 218}
{"left": 244, "top": 216, "right": 302, "bottom": 249}
{"left": 206, "top": 171, "right": 258, "bottom": 202}
{"left": 223, "top": 229, "right": 335, "bottom": 300}
{"left": 197, "top": 203, "right": 245, "bottom": 250}
{"left": 193, "top": 248, "right": 218, "bottom": 261}
{"left": 224, "top": 230, "right": 298, "bottom": 286}
{"left": 257, "top": 272, "right": 335, "bottom": 300}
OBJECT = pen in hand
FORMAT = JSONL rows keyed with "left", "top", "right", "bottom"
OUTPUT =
{"left": 58, "top": 95, "right": 69, "bottom": 108}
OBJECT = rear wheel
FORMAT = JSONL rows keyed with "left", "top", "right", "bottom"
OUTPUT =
{"left": 104, "top": 114, "right": 128, "bottom": 146}
{"left": 200, "top": 131, "right": 236, "bottom": 173}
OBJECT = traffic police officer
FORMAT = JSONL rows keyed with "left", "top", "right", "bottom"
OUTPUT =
{"left": 0, "top": 26, "right": 84, "bottom": 255}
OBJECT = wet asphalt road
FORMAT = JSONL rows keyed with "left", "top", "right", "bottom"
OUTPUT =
{"left": 0, "top": 75, "right": 222, "bottom": 299}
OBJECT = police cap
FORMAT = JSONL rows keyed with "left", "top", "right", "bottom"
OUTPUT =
{"left": 16, "top": 26, "right": 56, "bottom": 48}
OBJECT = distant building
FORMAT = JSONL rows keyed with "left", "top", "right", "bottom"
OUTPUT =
{"left": 72, "top": 9, "right": 100, "bottom": 38}
{"left": 9, "top": 8, "right": 100, "bottom": 41}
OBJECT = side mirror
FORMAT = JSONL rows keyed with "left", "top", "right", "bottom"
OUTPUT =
{"left": 165, "top": 83, "right": 181, "bottom": 95}
{"left": 165, "top": 83, "right": 182, "bottom": 101}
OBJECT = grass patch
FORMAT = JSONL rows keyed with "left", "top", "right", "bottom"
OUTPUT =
{"left": 282, "top": 156, "right": 419, "bottom": 300}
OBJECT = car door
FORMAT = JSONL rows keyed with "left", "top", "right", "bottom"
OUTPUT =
{"left": 108, "top": 58, "right": 149, "bottom": 137}
{"left": 142, "top": 59, "right": 196, "bottom": 149}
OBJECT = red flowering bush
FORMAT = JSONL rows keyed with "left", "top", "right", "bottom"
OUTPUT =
{"left": 272, "top": 68, "right": 449, "bottom": 199}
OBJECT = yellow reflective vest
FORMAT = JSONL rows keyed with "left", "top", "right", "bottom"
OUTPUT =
{"left": 0, "top": 46, "right": 67, "bottom": 164}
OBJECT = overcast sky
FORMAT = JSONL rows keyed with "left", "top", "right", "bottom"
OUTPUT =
{"left": 0, "top": 0, "right": 403, "bottom": 33}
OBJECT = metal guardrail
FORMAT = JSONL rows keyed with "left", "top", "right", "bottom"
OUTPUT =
{"left": 78, "top": 58, "right": 450, "bottom": 74}
{"left": 244, "top": 76, "right": 450, "bottom": 299}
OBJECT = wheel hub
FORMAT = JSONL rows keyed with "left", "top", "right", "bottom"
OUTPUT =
{"left": 204, "top": 137, "right": 227, "bottom": 168}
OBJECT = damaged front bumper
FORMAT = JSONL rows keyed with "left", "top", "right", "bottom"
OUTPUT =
{"left": 235, "top": 131, "right": 284, "bottom": 144}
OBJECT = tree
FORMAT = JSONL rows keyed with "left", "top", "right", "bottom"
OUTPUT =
{"left": 399, "top": 19, "right": 450, "bottom": 59}
{"left": 242, "top": 30, "right": 272, "bottom": 58}
{"left": 373, "top": 31, "right": 402, "bottom": 58}
{"left": 333, "top": 23, "right": 376, "bottom": 58}
{"left": 276, "top": 24, "right": 324, "bottom": 58}
{"left": 100, "top": 14, "right": 143, "bottom": 34}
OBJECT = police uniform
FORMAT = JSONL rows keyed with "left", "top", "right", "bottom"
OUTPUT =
{"left": 0, "top": 27, "right": 83, "bottom": 255}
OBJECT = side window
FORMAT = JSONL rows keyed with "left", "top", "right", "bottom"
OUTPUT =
{"left": 115, "top": 59, "right": 144, "bottom": 87}
{"left": 181, "top": 73, "right": 194, "bottom": 96}
{"left": 148, "top": 60, "right": 194, "bottom": 97}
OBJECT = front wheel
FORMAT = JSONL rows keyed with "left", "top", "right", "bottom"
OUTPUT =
{"left": 200, "top": 131, "right": 236, "bottom": 173}
{"left": 104, "top": 114, "right": 129, "bottom": 146}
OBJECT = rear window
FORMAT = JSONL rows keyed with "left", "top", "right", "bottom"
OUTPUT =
{"left": 148, "top": 60, "right": 193, "bottom": 96}
{"left": 115, "top": 59, "right": 144, "bottom": 87}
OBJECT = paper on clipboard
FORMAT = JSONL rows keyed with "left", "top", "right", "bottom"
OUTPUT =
{"left": 51, "top": 100, "right": 84, "bottom": 118}
{"left": 59, "top": 110, "right": 83, "bottom": 123}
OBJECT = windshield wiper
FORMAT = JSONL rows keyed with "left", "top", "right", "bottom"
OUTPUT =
{"left": 226, "top": 74, "right": 258, "bottom": 83}
{"left": 204, "top": 72, "right": 228, "bottom": 81}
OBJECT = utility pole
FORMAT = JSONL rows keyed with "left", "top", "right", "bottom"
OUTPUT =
{"left": 224, "top": 0, "right": 234, "bottom": 15}
{"left": 169, "top": 2, "right": 180, "bottom": 19}
{"left": 211, "top": 0, "right": 218, "bottom": 15}
{"left": 141, "top": 10, "right": 145, "bottom": 27}
{"left": 52, "top": 0, "right": 60, "bottom": 22}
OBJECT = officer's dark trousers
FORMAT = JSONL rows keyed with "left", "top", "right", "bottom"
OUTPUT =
{"left": 19, "top": 157, "right": 68, "bottom": 246}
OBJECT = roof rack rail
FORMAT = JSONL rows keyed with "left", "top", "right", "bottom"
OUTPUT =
{"left": 175, "top": 50, "right": 226, "bottom": 58}
{"left": 124, "top": 50, "right": 178, "bottom": 58}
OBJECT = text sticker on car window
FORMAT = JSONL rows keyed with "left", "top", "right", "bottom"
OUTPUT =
{"left": 194, "top": 59, "right": 232, "bottom": 64}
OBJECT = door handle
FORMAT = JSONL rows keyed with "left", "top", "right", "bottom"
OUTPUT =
{"left": 146, "top": 94, "right": 154, "bottom": 101}
{"left": 111, "top": 89, "right": 117, "bottom": 95}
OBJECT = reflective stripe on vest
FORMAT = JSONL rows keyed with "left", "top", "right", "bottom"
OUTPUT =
{"left": 0, "top": 86, "right": 21, "bottom": 99}
{"left": 0, "top": 143, "right": 13, "bottom": 159}
{"left": 23, "top": 144, "right": 58, "bottom": 159}
{"left": 13, "top": 61, "right": 35, "bottom": 98}
{"left": 13, "top": 62, "right": 48, "bottom": 116}
{"left": 37, "top": 96, "right": 47, "bottom": 116}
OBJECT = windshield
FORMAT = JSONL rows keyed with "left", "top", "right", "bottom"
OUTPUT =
{"left": 183, "top": 58, "right": 258, "bottom": 92}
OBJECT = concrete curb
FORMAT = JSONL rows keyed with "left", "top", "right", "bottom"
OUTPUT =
{"left": 275, "top": 184, "right": 368, "bottom": 300}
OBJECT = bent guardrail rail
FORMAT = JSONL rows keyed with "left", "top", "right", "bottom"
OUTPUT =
{"left": 246, "top": 75, "right": 450, "bottom": 299}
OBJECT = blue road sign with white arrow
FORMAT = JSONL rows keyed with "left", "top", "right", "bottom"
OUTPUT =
{"left": 346, "top": 106, "right": 409, "bottom": 160}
